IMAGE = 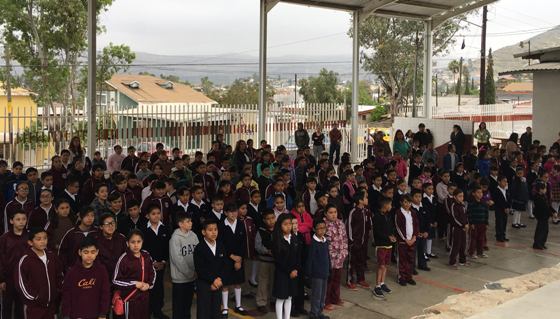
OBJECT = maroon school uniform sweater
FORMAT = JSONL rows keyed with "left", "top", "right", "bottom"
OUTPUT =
{"left": 95, "top": 232, "right": 127, "bottom": 278}
{"left": 111, "top": 188, "right": 135, "bottom": 212}
{"left": 61, "top": 261, "right": 110, "bottom": 319}
{"left": 48, "top": 167, "right": 68, "bottom": 195}
{"left": 58, "top": 226, "right": 99, "bottom": 272}
{"left": 3, "top": 198, "right": 34, "bottom": 234}
{"left": 395, "top": 208, "right": 419, "bottom": 244}
{"left": 240, "top": 216, "right": 257, "bottom": 259}
{"left": 113, "top": 250, "right": 156, "bottom": 298}
{"left": 15, "top": 248, "right": 63, "bottom": 308}
{"left": 27, "top": 205, "right": 54, "bottom": 230}
{"left": 0, "top": 230, "right": 28, "bottom": 283}
{"left": 141, "top": 194, "right": 173, "bottom": 225}
{"left": 235, "top": 186, "right": 256, "bottom": 205}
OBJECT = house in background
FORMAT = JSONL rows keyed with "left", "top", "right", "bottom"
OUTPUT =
{"left": 0, "top": 83, "right": 37, "bottom": 135}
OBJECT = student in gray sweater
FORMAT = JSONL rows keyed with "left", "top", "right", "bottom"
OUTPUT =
{"left": 169, "top": 213, "right": 199, "bottom": 319}
{"left": 306, "top": 219, "right": 331, "bottom": 319}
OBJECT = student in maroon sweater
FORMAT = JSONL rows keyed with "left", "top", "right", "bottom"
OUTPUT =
{"left": 61, "top": 236, "right": 111, "bottom": 319}
{"left": 235, "top": 174, "right": 257, "bottom": 205}
{"left": 347, "top": 191, "right": 372, "bottom": 290}
{"left": 47, "top": 155, "right": 68, "bottom": 197}
{"left": 113, "top": 229, "right": 156, "bottom": 319}
{"left": 27, "top": 189, "right": 55, "bottom": 230}
{"left": 141, "top": 181, "right": 173, "bottom": 225}
{"left": 0, "top": 211, "right": 28, "bottom": 318}
{"left": 395, "top": 194, "right": 419, "bottom": 286}
{"left": 96, "top": 213, "right": 127, "bottom": 279}
{"left": 449, "top": 189, "right": 469, "bottom": 268}
{"left": 3, "top": 181, "right": 34, "bottom": 234}
{"left": 80, "top": 165, "right": 107, "bottom": 207}
{"left": 16, "top": 228, "right": 64, "bottom": 319}
{"left": 58, "top": 207, "right": 99, "bottom": 272}
{"left": 111, "top": 174, "right": 135, "bottom": 213}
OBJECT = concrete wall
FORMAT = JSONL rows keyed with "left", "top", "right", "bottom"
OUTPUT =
{"left": 533, "top": 72, "right": 560, "bottom": 147}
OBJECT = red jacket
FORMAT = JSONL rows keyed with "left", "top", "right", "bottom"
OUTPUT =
{"left": 61, "top": 261, "right": 110, "bottom": 319}
{"left": 27, "top": 205, "right": 54, "bottom": 230}
{"left": 291, "top": 209, "right": 314, "bottom": 245}
{"left": 15, "top": 248, "right": 63, "bottom": 308}
{"left": 141, "top": 194, "right": 173, "bottom": 225}
{"left": 347, "top": 206, "right": 372, "bottom": 247}
{"left": 394, "top": 207, "right": 419, "bottom": 243}
{"left": 58, "top": 226, "right": 99, "bottom": 272}
{"left": 3, "top": 198, "right": 34, "bottom": 233}
{"left": 94, "top": 232, "right": 127, "bottom": 278}
{"left": 450, "top": 201, "right": 468, "bottom": 228}
{"left": 0, "top": 230, "right": 28, "bottom": 283}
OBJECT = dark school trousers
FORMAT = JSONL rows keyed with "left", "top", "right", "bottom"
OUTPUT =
{"left": 2, "top": 279, "right": 24, "bottom": 319}
{"left": 310, "top": 278, "right": 328, "bottom": 317}
{"left": 397, "top": 242, "right": 415, "bottom": 281}
{"left": 495, "top": 209, "right": 508, "bottom": 241}
{"left": 196, "top": 279, "right": 221, "bottom": 319}
{"left": 534, "top": 218, "right": 549, "bottom": 248}
{"left": 150, "top": 269, "right": 165, "bottom": 316}
{"left": 172, "top": 281, "right": 195, "bottom": 319}
{"left": 348, "top": 243, "right": 367, "bottom": 283}
{"left": 449, "top": 227, "right": 467, "bottom": 265}
{"left": 468, "top": 224, "right": 487, "bottom": 256}
{"left": 329, "top": 142, "right": 341, "bottom": 165}
{"left": 325, "top": 268, "right": 342, "bottom": 305}
{"left": 416, "top": 237, "right": 428, "bottom": 269}
{"left": 23, "top": 304, "right": 57, "bottom": 319}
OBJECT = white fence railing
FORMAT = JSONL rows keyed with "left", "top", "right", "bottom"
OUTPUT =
{"left": 1, "top": 103, "right": 369, "bottom": 168}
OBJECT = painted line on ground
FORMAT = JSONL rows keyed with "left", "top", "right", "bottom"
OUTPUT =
{"left": 414, "top": 275, "right": 468, "bottom": 293}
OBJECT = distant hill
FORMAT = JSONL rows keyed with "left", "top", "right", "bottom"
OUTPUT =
{"left": 492, "top": 25, "right": 560, "bottom": 74}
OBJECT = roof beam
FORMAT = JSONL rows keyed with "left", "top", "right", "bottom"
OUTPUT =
{"left": 266, "top": 0, "right": 280, "bottom": 12}
{"left": 375, "top": 9, "right": 431, "bottom": 20}
{"left": 360, "top": 0, "right": 399, "bottom": 20}
{"left": 432, "top": 0, "right": 498, "bottom": 28}
{"left": 279, "top": 0, "right": 360, "bottom": 11}
{"left": 396, "top": 0, "right": 453, "bottom": 11}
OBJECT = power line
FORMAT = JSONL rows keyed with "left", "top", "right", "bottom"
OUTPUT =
{"left": 0, "top": 60, "right": 354, "bottom": 68}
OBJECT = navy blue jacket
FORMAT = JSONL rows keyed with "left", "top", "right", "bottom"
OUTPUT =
{"left": 305, "top": 236, "right": 330, "bottom": 279}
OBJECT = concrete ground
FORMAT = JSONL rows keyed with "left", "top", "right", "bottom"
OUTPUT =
{"left": 160, "top": 216, "right": 560, "bottom": 319}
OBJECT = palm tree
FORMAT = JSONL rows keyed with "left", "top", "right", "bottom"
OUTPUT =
{"left": 448, "top": 60, "right": 460, "bottom": 93}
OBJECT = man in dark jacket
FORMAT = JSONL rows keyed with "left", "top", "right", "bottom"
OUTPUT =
{"left": 294, "top": 123, "right": 310, "bottom": 150}
{"left": 520, "top": 127, "right": 532, "bottom": 154}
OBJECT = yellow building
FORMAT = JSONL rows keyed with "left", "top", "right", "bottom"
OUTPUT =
{"left": 0, "top": 83, "right": 38, "bottom": 134}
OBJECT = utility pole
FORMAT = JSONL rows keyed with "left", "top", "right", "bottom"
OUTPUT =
{"left": 479, "top": 5, "right": 488, "bottom": 105}
{"left": 3, "top": 44, "right": 13, "bottom": 163}
{"left": 412, "top": 29, "right": 419, "bottom": 117}
{"left": 294, "top": 73, "right": 298, "bottom": 105}
{"left": 458, "top": 57, "right": 463, "bottom": 109}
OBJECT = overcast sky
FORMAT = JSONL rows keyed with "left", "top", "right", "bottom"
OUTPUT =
{"left": 98, "top": 0, "right": 558, "bottom": 59}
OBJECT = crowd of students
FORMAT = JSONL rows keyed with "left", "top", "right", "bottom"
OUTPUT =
{"left": 0, "top": 123, "right": 557, "bottom": 319}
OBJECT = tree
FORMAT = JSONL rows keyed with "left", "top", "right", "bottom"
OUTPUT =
{"left": 199, "top": 76, "right": 222, "bottom": 102}
{"left": 369, "top": 105, "right": 389, "bottom": 122}
{"left": 356, "top": 17, "right": 465, "bottom": 117}
{"left": 342, "top": 80, "right": 376, "bottom": 105}
{"left": 463, "top": 66, "right": 471, "bottom": 95}
{"left": 485, "top": 48, "right": 496, "bottom": 104}
{"left": 219, "top": 78, "right": 275, "bottom": 105}
{"left": 298, "top": 69, "right": 342, "bottom": 104}
{"left": 79, "top": 43, "right": 136, "bottom": 94}
{"left": 160, "top": 74, "right": 191, "bottom": 86}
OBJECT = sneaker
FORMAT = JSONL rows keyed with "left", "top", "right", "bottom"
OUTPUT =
{"left": 248, "top": 280, "right": 258, "bottom": 287}
{"left": 324, "top": 304, "right": 336, "bottom": 311}
{"left": 380, "top": 284, "right": 392, "bottom": 294}
{"left": 512, "top": 224, "right": 519, "bottom": 228}
{"left": 459, "top": 262, "right": 471, "bottom": 266}
{"left": 357, "top": 281, "right": 370, "bottom": 289}
{"left": 449, "top": 263, "right": 459, "bottom": 270}
{"left": 398, "top": 279, "right": 407, "bottom": 286}
{"left": 428, "top": 253, "right": 438, "bottom": 258}
{"left": 519, "top": 224, "right": 527, "bottom": 228}
{"left": 346, "top": 282, "right": 358, "bottom": 291}
{"left": 234, "top": 307, "right": 247, "bottom": 316}
{"left": 470, "top": 254, "right": 478, "bottom": 259}
{"left": 221, "top": 309, "right": 229, "bottom": 318}
{"left": 480, "top": 253, "right": 489, "bottom": 258}
{"left": 406, "top": 279, "right": 416, "bottom": 285}
{"left": 372, "top": 286, "right": 385, "bottom": 299}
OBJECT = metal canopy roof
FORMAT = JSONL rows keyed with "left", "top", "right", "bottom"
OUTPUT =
{"left": 278, "top": 0, "right": 498, "bottom": 26}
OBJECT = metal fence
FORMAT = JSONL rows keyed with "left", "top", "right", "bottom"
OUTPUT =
{"left": 1, "top": 103, "right": 369, "bottom": 169}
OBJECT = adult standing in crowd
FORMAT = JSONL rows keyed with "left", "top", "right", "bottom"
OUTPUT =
{"left": 450, "top": 125, "right": 466, "bottom": 159}
{"left": 329, "top": 123, "right": 342, "bottom": 165}
{"left": 474, "top": 122, "right": 491, "bottom": 149}
{"left": 506, "top": 133, "right": 520, "bottom": 161}
{"left": 233, "top": 140, "right": 251, "bottom": 174}
{"left": 294, "top": 122, "right": 310, "bottom": 150}
{"left": 392, "top": 129, "right": 410, "bottom": 159}
{"left": 413, "top": 123, "right": 433, "bottom": 151}
{"left": 520, "top": 127, "right": 533, "bottom": 154}
{"left": 312, "top": 125, "right": 325, "bottom": 159}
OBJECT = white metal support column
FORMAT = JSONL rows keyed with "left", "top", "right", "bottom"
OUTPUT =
{"left": 258, "top": 0, "right": 269, "bottom": 143}
{"left": 87, "top": 0, "right": 97, "bottom": 156}
{"left": 350, "top": 10, "right": 360, "bottom": 163}
{"left": 422, "top": 19, "right": 433, "bottom": 118}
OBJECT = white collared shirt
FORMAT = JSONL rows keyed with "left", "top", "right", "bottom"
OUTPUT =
{"left": 498, "top": 186, "right": 508, "bottom": 200}
{"left": 371, "top": 184, "right": 382, "bottom": 192}
{"left": 190, "top": 199, "right": 204, "bottom": 209}
{"left": 412, "top": 203, "right": 422, "bottom": 210}
{"left": 40, "top": 205, "right": 52, "bottom": 215}
{"left": 401, "top": 207, "right": 413, "bottom": 240}
{"left": 177, "top": 200, "right": 189, "bottom": 212}
{"left": 205, "top": 239, "right": 217, "bottom": 256}
{"left": 313, "top": 234, "right": 326, "bottom": 243}
{"left": 212, "top": 210, "right": 223, "bottom": 220}
{"left": 284, "top": 234, "right": 292, "bottom": 244}
{"left": 423, "top": 193, "right": 434, "bottom": 204}
{"left": 147, "top": 221, "right": 163, "bottom": 236}
{"left": 225, "top": 218, "right": 237, "bottom": 233}
{"left": 249, "top": 202, "right": 259, "bottom": 213}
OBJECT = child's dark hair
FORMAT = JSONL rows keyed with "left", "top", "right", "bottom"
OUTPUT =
{"left": 261, "top": 208, "right": 275, "bottom": 219}
{"left": 224, "top": 203, "right": 238, "bottom": 213}
{"left": 400, "top": 194, "right": 412, "bottom": 203}
{"left": 410, "top": 189, "right": 423, "bottom": 197}
{"left": 11, "top": 210, "right": 27, "bottom": 219}
{"left": 28, "top": 227, "right": 47, "bottom": 241}
{"left": 108, "top": 192, "right": 121, "bottom": 203}
{"left": 535, "top": 182, "right": 546, "bottom": 192}
{"left": 190, "top": 185, "right": 203, "bottom": 194}
{"left": 471, "top": 185, "right": 482, "bottom": 194}
{"left": 79, "top": 206, "right": 95, "bottom": 219}
{"left": 79, "top": 236, "right": 98, "bottom": 250}
{"left": 211, "top": 194, "right": 224, "bottom": 203}
{"left": 176, "top": 187, "right": 190, "bottom": 197}
{"left": 94, "top": 183, "right": 108, "bottom": 194}
{"left": 306, "top": 177, "right": 317, "bottom": 184}
{"left": 353, "top": 190, "right": 367, "bottom": 203}
{"left": 146, "top": 204, "right": 161, "bottom": 214}
{"left": 176, "top": 212, "right": 191, "bottom": 224}
{"left": 422, "top": 182, "right": 433, "bottom": 190}
{"left": 127, "top": 199, "right": 140, "bottom": 210}
{"left": 152, "top": 181, "right": 166, "bottom": 190}
{"left": 313, "top": 218, "right": 326, "bottom": 229}
{"left": 113, "top": 174, "right": 127, "bottom": 185}
{"left": 453, "top": 189, "right": 464, "bottom": 196}
{"left": 25, "top": 167, "right": 38, "bottom": 175}
{"left": 202, "top": 219, "right": 218, "bottom": 230}
{"left": 99, "top": 213, "right": 115, "bottom": 225}
{"left": 378, "top": 198, "right": 392, "bottom": 210}
{"left": 127, "top": 229, "right": 144, "bottom": 241}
